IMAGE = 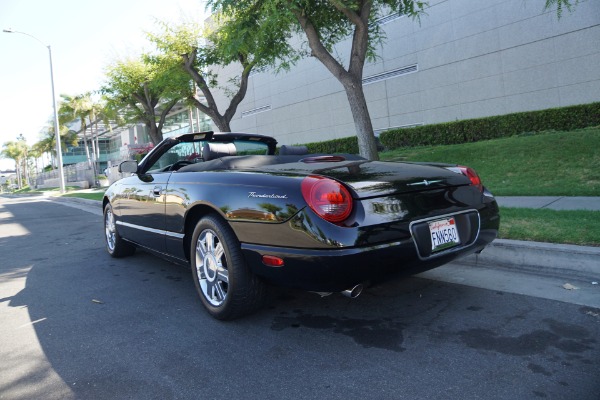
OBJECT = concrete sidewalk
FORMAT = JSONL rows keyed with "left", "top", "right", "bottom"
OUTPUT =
{"left": 496, "top": 196, "right": 600, "bottom": 211}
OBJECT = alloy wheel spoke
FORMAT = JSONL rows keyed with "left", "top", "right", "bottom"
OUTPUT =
{"left": 205, "top": 280, "right": 216, "bottom": 300}
{"left": 197, "top": 240, "right": 207, "bottom": 258}
{"left": 214, "top": 242, "right": 224, "bottom": 263}
{"left": 217, "top": 268, "right": 229, "bottom": 284}
{"left": 205, "top": 231, "right": 215, "bottom": 253}
{"left": 213, "top": 281, "right": 226, "bottom": 301}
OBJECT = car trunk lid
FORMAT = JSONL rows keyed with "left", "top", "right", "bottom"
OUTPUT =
{"left": 296, "top": 159, "right": 471, "bottom": 199}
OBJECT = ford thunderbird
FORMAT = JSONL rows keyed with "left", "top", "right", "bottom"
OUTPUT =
{"left": 103, "top": 132, "right": 499, "bottom": 319}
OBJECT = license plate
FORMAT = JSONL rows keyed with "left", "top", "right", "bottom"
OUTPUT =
{"left": 429, "top": 217, "right": 460, "bottom": 252}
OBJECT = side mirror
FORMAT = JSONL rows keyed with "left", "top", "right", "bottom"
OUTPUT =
{"left": 119, "top": 160, "right": 139, "bottom": 174}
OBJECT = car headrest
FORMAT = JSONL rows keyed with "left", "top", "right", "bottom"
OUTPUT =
{"left": 279, "top": 145, "right": 308, "bottom": 155}
{"left": 203, "top": 142, "right": 237, "bottom": 161}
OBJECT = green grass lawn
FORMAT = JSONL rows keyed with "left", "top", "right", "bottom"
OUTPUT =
{"left": 380, "top": 128, "right": 600, "bottom": 245}
{"left": 7, "top": 186, "right": 106, "bottom": 201}
{"left": 380, "top": 127, "right": 600, "bottom": 196}
{"left": 12, "top": 186, "right": 81, "bottom": 194}
{"left": 61, "top": 192, "right": 105, "bottom": 201}
{"left": 499, "top": 207, "right": 600, "bottom": 246}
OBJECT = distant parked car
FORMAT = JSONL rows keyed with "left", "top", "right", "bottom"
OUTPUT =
{"left": 103, "top": 131, "right": 499, "bottom": 320}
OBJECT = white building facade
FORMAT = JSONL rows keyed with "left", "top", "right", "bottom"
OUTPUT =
{"left": 213, "top": 0, "right": 600, "bottom": 145}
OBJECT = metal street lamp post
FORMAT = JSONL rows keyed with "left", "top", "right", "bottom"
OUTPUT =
{"left": 3, "top": 28, "right": 66, "bottom": 194}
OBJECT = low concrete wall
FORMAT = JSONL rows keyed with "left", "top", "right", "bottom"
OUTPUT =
{"left": 39, "top": 179, "right": 90, "bottom": 189}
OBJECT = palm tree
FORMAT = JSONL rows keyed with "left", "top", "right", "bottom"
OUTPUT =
{"left": 28, "top": 144, "right": 43, "bottom": 180}
{"left": 59, "top": 92, "right": 117, "bottom": 186}
{"left": 1, "top": 140, "right": 28, "bottom": 189}
{"left": 59, "top": 93, "right": 94, "bottom": 168}
{"left": 36, "top": 122, "right": 79, "bottom": 170}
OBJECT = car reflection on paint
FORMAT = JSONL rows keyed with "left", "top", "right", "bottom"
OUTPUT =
{"left": 226, "top": 208, "right": 278, "bottom": 221}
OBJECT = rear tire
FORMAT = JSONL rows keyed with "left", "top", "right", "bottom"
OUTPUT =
{"left": 104, "top": 203, "right": 136, "bottom": 258}
{"left": 191, "top": 214, "right": 266, "bottom": 320}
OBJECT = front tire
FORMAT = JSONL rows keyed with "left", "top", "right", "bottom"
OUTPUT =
{"left": 191, "top": 214, "right": 266, "bottom": 320}
{"left": 104, "top": 203, "right": 136, "bottom": 258}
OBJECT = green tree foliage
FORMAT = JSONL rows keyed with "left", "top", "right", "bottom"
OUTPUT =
{"left": 208, "top": 0, "right": 426, "bottom": 160}
{"left": 59, "top": 92, "right": 96, "bottom": 166}
{"left": 1, "top": 141, "right": 25, "bottom": 169}
{"left": 544, "top": 0, "right": 579, "bottom": 17}
{"left": 32, "top": 119, "right": 79, "bottom": 171}
{"left": 148, "top": 13, "right": 295, "bottom": 132}
{"left": 1, "top": 139, "right": 28, "bottom": 188}
{"left": 102, "top": 54, "right": 192, "bottom": 144}
{"left": 58, "top": 92, "right": 115, "bottom": 184}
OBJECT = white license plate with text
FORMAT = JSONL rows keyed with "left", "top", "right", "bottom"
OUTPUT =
{"left": 429, "top": 217, "right": 460, "bottom": 252}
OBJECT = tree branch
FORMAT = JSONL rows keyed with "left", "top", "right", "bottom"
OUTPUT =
{"left": 224, "top": 54, "right": 253, "bottom": 122}
{"left": 328, "top": 0, "right": 363, "bottom": 26}
{"left": 182, "top": 48, "right": 222, "bottom": 116}
{"left": 348, "top": 0, "right": 372, "bottom": 78}
{"left": 291, "top": 8, "right": 351, "bottom": 84}
{"left": 157, "top": 98, "right": 180, "bottom": 132}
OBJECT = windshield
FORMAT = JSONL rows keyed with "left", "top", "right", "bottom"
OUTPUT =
{"left": 146, "top": 138, "right": 271, "bottom": 173}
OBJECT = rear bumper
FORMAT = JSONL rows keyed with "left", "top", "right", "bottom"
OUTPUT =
{"left": 241, "top": 227, "right": 497, "bottom": 292}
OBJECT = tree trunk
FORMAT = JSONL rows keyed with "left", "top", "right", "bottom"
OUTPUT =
{"left": 88, "top": 126, "right": 99, "bottom": 187}
{"left": 22, "top": 158, "right": 29, "bottom": 188}
{"left": 212, "top": 115, "right": 231, "bottom": 132}
{"left": 95, "top": 123, "right": 100, "bottom": 159}
{"left": 82, "top": 130, "right": 91, "bottom": 168}
{"left": 147, "top": 123, "right": 162, "bottom": 145}
{"left": 15, "top": 160, "right": 22, "bottom": 189}
{"left": 292, "top": 6, "right": 379, "bottom": 160}
{"left": 342, "top": 79, "right": 380, "bottom": 161}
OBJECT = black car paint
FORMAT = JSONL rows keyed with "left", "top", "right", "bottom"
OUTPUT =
{"left": 104, "top": 132, "right": 499, "bottom": 292}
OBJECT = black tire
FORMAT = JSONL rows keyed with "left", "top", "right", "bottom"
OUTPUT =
{"left": 104, "top": 203, "right": 136, "bottom": 258}
{"left": 191, "top": 214, "right": 266, "bottom": 320}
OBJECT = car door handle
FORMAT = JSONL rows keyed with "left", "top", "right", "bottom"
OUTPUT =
{"left": 152, "top": 186, "right": 163, "bottom": 197}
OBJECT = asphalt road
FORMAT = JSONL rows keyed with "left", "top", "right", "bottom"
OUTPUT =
{"left": 1, "top": 196, "right": 599, "bottom": 400}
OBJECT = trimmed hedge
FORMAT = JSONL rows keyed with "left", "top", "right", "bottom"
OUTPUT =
{"left": 379, "top": 102, "right": 600, "bottom": 149}
{"left": 285, "top": 102, "right": 600, "bottom": 154}
{"left": 300, "top": 136, "right": 359, "bottom": 154}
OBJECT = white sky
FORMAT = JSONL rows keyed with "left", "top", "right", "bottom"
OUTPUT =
{"left": 0, "top": 0, "right": 207, "bottom": 170}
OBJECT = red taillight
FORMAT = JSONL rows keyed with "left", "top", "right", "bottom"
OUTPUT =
{"left": 458, "top": 166, "right": 483, "bottom": 192}
{"left": 301, "top": 175, "right": 353, "bottom": 223}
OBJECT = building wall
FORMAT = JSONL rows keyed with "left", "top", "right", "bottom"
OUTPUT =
{"left": 214, "top": 0, "right": 600, "bottom": 145}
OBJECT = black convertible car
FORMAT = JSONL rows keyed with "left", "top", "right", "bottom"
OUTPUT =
{"left": 103, "top": 131, "right": 499, "bottom": 319}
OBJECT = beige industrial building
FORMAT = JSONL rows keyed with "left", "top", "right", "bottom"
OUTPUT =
{"left": 214, "top": 0, "right": 600, "bottom": 145}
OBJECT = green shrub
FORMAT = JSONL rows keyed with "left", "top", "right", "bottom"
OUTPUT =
{"left": 297, "top": 136, "right": 359, "bottom": 154}
{"left": 379, "top": 102, "right": 600, "bottom": 149}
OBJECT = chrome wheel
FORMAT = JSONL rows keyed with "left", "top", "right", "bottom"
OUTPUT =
{"left": 195, "top": 228, "right": 229, "bottom": 306}
{"left": 103, "top": 203, "right": 135, "bottom": 258}
{"left": 190, "top": 214, "right": 266, "bottom": 319}
{"left": 105, "top": 206, "right": 116, "bottom": 252}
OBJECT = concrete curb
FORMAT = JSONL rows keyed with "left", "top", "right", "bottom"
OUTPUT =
{"left": 461, "top": 239, "right": 600, "bottom": 281}
{"left": 46, "top": 195, "right": 103, "bottom": 208}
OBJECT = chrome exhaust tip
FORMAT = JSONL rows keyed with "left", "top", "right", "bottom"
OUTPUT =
{"left": 341, "top": 284, "right": 363, "bottom": 298}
